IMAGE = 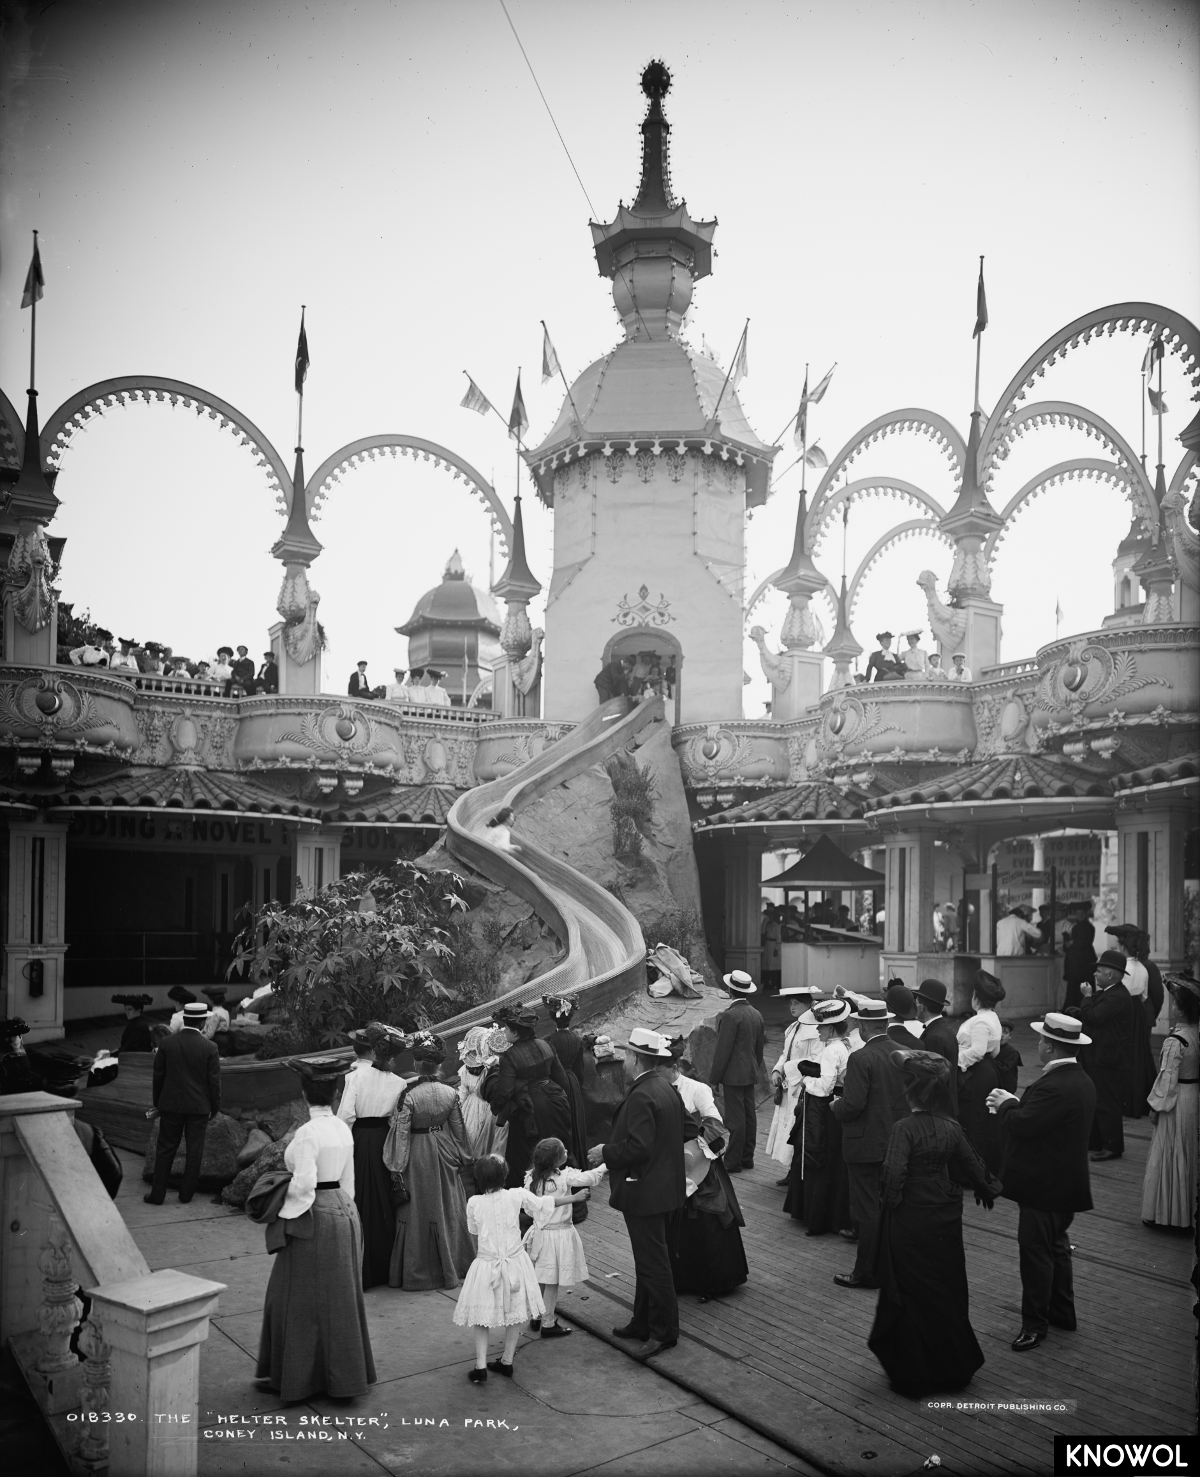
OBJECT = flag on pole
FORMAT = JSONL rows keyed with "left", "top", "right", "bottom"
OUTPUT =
{"left": 541, "top": 324, "right": 562, "bottom": 384}
{"left": 1055, "top": 600, "right": 1064, "bottom": 632}
{"left": 729, "top": 327, "right": 749, "bottom": 390}
{"left": 21, "top": 235, "right": 44, "bottom": 309}
{"left": 793, "top": 370, "right": 810, "bottom": 450}
{"left": 1148, "top": 386, "right": 1168, "bottom": 416}
{"left": 973, "top": 258, "right": 988, "bottom": 338}
{"left": 807, "top": 363, "right": 836, "bottom": 405}
{"left": 1142, "top": 335, "right": 1164, "bottom": 376}
{"left": 460, "top": 374, "right": 493, "bottom": 416}
{"left": 294, "top": 309, "right": 309, "bottom": 394}
{"left": 508, "top": 372, "right": 529, "bottom": 443}
{"left": 804, "top": 443, "right": 828, "bottom": 470}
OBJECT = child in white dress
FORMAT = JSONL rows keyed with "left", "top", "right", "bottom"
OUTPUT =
{"left": 454, "top": 1152, "right": 588, "bottom": 1382}
{"left": 522, "top": 1137, "right": 606, "bottom": 1338}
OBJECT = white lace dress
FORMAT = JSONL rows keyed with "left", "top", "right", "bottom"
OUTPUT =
{"left": 453, "top": 1187, "right": 556, "bottom": 1327}
{"left": 521, "top": 1166, "right": 606, "bottom": 1286}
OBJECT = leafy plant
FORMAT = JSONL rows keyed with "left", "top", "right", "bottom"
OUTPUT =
{"left": 231, "top": 861, "right": 470, "bottom": 1054}
{"left": 608, "top": 756, "right": 657, "bottom": 861}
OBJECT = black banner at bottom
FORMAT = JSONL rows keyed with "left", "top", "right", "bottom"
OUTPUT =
{"left": 1054, "top": 1437, "right": 1198, "bottom": 1475}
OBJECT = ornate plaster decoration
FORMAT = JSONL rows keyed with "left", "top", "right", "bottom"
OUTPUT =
{"left": 749, "top": 626, "right": 790, "bottom": 689}
{"left": 7, "top": 525, "right": 56, "bottom": 632}
{"left": 915, "top": 570, "right": 969, "bottom": 651}
{"left": 1032, "top": 639, "right": 1171, "bottom": 719}
{"left": 613, "top": 585, "right": 674, "bottom": 627}
{"left": 817, "top": 693, "right": 902, "bottom": 760}
{"left": 512, "top": 630, "right": 544, "bottom": 696}
{"left": 279, "top": 704, "right": 394, "bottom": 766}
{"left": 276, "top": 566, "right": 324, "bottom": 666}
{"left": 0, "top": 672, "right": 102, "bottom": 739}
{"left": 971, "top": 687, "right": 1038, "bottom": 756}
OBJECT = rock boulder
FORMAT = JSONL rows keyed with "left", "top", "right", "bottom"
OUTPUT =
{"left": 221, "top": 1129, "right": 297, "bottom": 1208}
{"left": 141, "top": 1111, "right": 249, "bottom": 1189}
{"left": 236, "top": 1127, "right": 273, "bottom": 1167}
{"left": 255, "top": 1100, "right": 309, "bottom": 1141}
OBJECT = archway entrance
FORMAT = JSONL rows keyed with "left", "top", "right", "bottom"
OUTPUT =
{"left": 602, "top": 630, "right": 683, "bottom": 726}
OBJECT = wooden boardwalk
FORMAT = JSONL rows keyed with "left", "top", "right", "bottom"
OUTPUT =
{"left": 560, "top": 1019, "right": 1197, "bottom": 1477}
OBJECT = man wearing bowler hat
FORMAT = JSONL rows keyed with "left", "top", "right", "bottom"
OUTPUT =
{"left": 588, "top": 1028, "right": 686, "bottom": 1359}
{"left": 707, "top": 971, "right": 765, "bottom": 1173}
{"left": 987, "top": 1013, "right": 1096, "bottom": 1351}
{"left": 831, "top": 999, "right": 908, "bottom": 1287}
{"left": 1073, "top": 949, "right": 1135, "bottom": 1160}
{"left": 913, "top": 980, "right": 959, "bottom": 1111}
{"left": 146, "top": 999, "right": 221, "bottom": 1205}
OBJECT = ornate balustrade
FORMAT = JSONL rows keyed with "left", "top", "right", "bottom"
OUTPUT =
{"left": 1029, "top": 624, "right": 1199, "bottom": 737}
{"left": 1, "top": 1091, "right": 223, "bottom": 1476}
{"left": 672, "top": 717, "right": 819, "bottom": 793}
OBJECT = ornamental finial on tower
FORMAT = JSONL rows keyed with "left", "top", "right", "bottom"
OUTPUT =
{"left": 633, "top": 60, "right": 675, "bottom": 216}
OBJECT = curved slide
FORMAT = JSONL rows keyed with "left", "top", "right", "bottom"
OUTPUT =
{"left": 437, "top": 695, "right": 667, "bottom": 1038}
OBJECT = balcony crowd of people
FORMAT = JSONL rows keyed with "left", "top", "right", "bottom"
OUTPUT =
{"left": 68, "top": 635, "right": 279, "bottom": 694}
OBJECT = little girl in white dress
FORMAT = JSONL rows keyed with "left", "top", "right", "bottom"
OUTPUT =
{"left": 454, "top": 1152, "right": 588, "bottom": 1382}
{"left": 522, "top": 1136, "right": 607, "bottom": 1337}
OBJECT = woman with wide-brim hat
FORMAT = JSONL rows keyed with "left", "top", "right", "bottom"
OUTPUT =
{"left": 542, "top": 995, "right": 589, "bottom": 1170}
{"left": 1141, "top": 972, "right": 1199, "bottom": 1231}
{"left": 766, "top": 986, "right": 825, "bottom": 1180}
{"left": 955, "top": 970, "right": 1006, "bottom": 1173}
{"left": 664, "top": 1036, "right": 749, "bottom": 1300}
{"left": 1106, "top": 925, "right": 1159, "bottom": 1117}
{"left": 337, "top": 1022, "right": 408, "bottom": 1288}
{"left": 483, "top": 1005, "right": 574, "bottom": 1186}
{"left": 783, "top": 998, "right": 854, "bottom": 1236}
{"left": 866, "top": 1049, "right": 1002, "bottom": 1397}
{"left": 256, "top": 1056, "right": 376, "bottom": 1402}
{"left": 384, "top": 1031, "right": 474, "bottom": 1290}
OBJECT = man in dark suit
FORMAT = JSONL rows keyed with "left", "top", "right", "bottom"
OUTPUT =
{"left": 707, "top": 970, "right": 765, "bottom": 1172}
{"left": 348, "top": 661, "right": 381, "bottom": 698}
{"left": 831, "top": 999, "right": 908, "bottom": 1288}
{"left": 589, "top": 1027, "right": 686, "bottom": 1358}
{"left": 1073, "top": 949, "right": 1134, "bottom": 1160}
{"left": 885, "top": 983, "right": 924, "bottom": 1046}
{"left": 254, "top": 650, "right": 279, "bottom": 695}
{"left": 594, "top": 655, "right": 635, "bottom": 703}
{"left": 988, "top": 1012, "right": 1096, "bottom": 1351}
{"left": 146, "top": 1000, "right": 221, "bottom": 1205}
{"left": 914, "top": 979, "right": 959, "bottom": 1112}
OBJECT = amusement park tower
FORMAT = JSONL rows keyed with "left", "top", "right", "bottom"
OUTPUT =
{"left": 525, "top": 62, "right": 776, "bottom": 724}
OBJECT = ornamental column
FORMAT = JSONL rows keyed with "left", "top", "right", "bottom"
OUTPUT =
{"left": 2, "top": 389, "right": 61, "bottom": 667}
{"left": 492, "top": 494, "right": 543, "bottom": 719}
{"left": 270, "top": 447, "right": 325, "bottom": 695}
{"left": 722, "top": 833, "right": 764, "bottom": 977}
{"left": 938, "top": 411, "right": 1005, "bottom": 673}
{"left": 822, "top": 573, "right": 863, "bottom": 689}
{"left": 763, "top": 492, "right": 827, "bottom": 719}
{"left": 5, "top": 818, "right": 69, "bottom": 1042}
{"left": 1115, "top": 803, "right": 1187, "bottom": 968}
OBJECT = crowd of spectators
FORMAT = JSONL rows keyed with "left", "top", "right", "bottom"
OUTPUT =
{"left": 66, "top": 631, "right": 279, "bottom": 696}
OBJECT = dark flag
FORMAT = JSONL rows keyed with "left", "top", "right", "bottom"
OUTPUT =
{"left": 295, "top": 308, "right": 310, "bottom": 394}
{"left": 508, "top": 372, "right": 528, "bottom": 443}
{"left": 973, "top": 257, "right": 988, "bottom": 339}
{"left": 21, "top": 234, "right": 44, "bottom": 309}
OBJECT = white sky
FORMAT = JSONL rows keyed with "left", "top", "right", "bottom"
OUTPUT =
{"left": 1, "top": 0, "right": 1197, "bottom": 708}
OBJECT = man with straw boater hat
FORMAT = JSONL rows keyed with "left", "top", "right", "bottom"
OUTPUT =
{"left": 987, "top": 1012, "right": 1096, "bottom": 1352}
{"left": 145, "top": 999, "right": 220, "bottom": 1206}
{"left": 588, "top": 1027, "right": 685, "bottom": 1360}
{"left": 707, "top": 970, "right": 765, "bottom": 1174}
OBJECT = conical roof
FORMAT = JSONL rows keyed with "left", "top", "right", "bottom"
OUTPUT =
{"left": 396, "top": 552, "right": 501, "bottom": 635}
{"left": 761, "top": 835, "right": 884, "bottom": 888}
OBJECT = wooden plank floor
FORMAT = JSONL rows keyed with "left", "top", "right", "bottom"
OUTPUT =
{"left": 568, "top": 1020, "right": 1196, "bottom": 1476}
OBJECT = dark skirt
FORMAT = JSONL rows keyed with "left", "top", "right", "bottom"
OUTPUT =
{"left": 867, "top": 1178, "right": 983, "bottom": 1398}
{"left": 503, "top": 1080, "right": 574, "bottom": 1187}
{"left": 257, "top": 1188, "right": 377, "bottom": 1401}
{"left": 957, "top": 1059, "right": 1002, "bottom": 1174}
{"left": 1123, "top": 1000, "right": 1157, "bottom": 1118}
{"left": 670, "top": 1161, "right": 749, "bottom": 1297}
{"left": 562, "top": 1068, "right": 589, "bottom": 1168}
{"left": 352, "top": 1117, "right": 396, "bottom": 1290}
{"left": 783, "top": 1093, "right": 852, "bottom": 1235}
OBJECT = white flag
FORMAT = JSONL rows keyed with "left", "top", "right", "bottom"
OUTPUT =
{"left": 806, "top": 363, "right": 836, "bottom": 405}
{"left": 729, "top": 328, "right": 749, "bottom": 389}
{"left": 460, "top": 375, "right": 493, "bottom": 417}
{"left": 805, "top": 443, "right": 828, "bottom": 470}
{"left": 541, "top": 324, "right": 561, "bottom": 384}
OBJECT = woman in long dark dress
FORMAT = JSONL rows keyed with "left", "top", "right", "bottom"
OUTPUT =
{"left": 542, "top": 994, "right": 589, "bottom": 1168}
{"left": 664, "top": 1041, "right": 748, "bottom": 1298}
{"left": 867, "top": 1050, "right": 1002, "bottom": 1398}
{"left": 783, "top": 998, "right": 854, "bottom": 1236}
{"left": 1108, "top": 927, "right": 1158, "bottom": 1116}
{"left": 384, "top": 1031, "right": 474, "bottom": 1290}
{"left": 337, "top": 1022, "right": 408, "bottom": 1288}
{"left": 484, "top": 1005, "right": 574, "bottom": 1187}
{"left": 1062, "top": 919, "right": 1096, "bottom": 1011}
{"left": 257, "top": 1059, "right": 376, "bottom": 1401}
{"left": 955, "top": 970, "right": 1005, "bottom": 1173}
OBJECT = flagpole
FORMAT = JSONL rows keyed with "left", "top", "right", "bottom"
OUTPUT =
{"left": 1140, "top": 366, "right": 1147, "bottom": 471}
{"left": 463, "top": 371, "right": 512, "bottom": 435}
{"left": 709, "top": 319, "right": 749, "bottom": 428}
{"left": 29, "top": 230, "right": 38, "bottom": 392}
{"left": 296, "top": 305, "right": 306, "bottom": 449}
{"left": 543, "top": 320, "right": 584, "bottom": 431}
{"left": 973, "top": 257, "right": 984, "bottom": 412}
{"left": 801, "top": 364, "right": 809, "bottom": 494}
{"left": 1156, "top": 349, "right": 1164, "bottom": 471}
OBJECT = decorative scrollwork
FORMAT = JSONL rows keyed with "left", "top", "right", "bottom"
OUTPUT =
{"left": 613, "top": 585, "right": 674, "bottom": 627}
{"left": 1032, "top": 639, "right": 1171, "bottom": 718}
{"left": 7, "top": 525, "right": 56, "bottom": 633}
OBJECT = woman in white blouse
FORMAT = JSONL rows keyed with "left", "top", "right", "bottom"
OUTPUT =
{"left": 955, "top": 970, "right": 1005, "bottom": 1172}
{"left": 338, "top": 1023, "right": 409, "bottom": 1288}
{"left": 766, "top": 986, "right": 824, "bottom": 1181}
{"left": 256, "top": 1060, "right": 376, "bottom": 1401}
{"left": 784, "top": 998, "right": 854, "bottom": 1237}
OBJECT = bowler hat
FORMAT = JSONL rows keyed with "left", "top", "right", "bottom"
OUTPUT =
{"left": 1096, "top": 949, "right": 1128, "bottom": 974}
{"left": 722, "top": 970, "right": 758, "bottom": 994}
{"left": 885, "top": 984, "right": 917, "bottom": 1020}
{"left": 1030, "top": 1012, "right": 1092, "bottom": 1047}
{"left": 913, "top": 979, "right": 948, "bottom": 1010}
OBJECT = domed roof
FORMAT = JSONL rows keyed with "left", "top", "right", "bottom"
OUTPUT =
{"left": 396, "top": 551, "right": 502, "bottom": 636}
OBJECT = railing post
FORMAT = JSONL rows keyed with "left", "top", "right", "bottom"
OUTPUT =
{"left": 34, "top": 1209, "right": 83, "bottom": 1377}
{"left": 75, "top": 1316, "right": 112, "bottom": 1471}
{"left": 88, "top": 1268, "right": 226, "bottom": 1477}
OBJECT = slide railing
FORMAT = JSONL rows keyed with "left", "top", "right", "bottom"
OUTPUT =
{"left": 437, "top": 695, "right": 666, "bottom": 1037}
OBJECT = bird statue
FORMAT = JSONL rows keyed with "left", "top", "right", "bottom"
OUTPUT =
{"left": 749, "top": 626, "right": 792, "bottom": 691}
{"left": 916, "top": 571, "right": 968, "bottom": 654}
{"left": 513, "top": 627, "right": 544, "bottom": 696}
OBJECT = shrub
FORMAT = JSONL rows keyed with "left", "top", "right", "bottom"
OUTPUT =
{"left": 231, "top": 861, "right": 469, "bottom": 1054}
{"left": 609, "top": 756, "right": 657, "bottom": 861}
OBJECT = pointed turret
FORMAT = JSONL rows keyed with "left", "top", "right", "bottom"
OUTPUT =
{"left": 7, "top": 390, "right": 59, "bottom": 525}
{"left": 823, "top": 574, "right": 863, "bottom": 687}
{"left": 939, "top": 410, "right": 1003, "bottom": 600}
{"left": 493, "top": 494, "right": 541, "bottom": 604}
{"left": 271, "top": 447, "right": 323, "bottom": 566}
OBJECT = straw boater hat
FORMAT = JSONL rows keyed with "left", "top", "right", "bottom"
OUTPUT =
{"left": 181, "top": 1001, "right": 210, "bottom": 1023}
{"left": 851, "top": 999, "right": 892, "bottom": 1024}
{"left": 811, "top": 998, "right": 853, "bottom": 1027}
{"left": 619, "top": 1026, "right": 674, "bottom": 1058}
{"left": 112, "top": 993, "right": 152, "bottom": 1010}
{"left": 722, "top": 970, "right": 758, "bottom": 994}
{"left": 1030, "top": 1012, "right": 1092, "bottom": 1047}
{"left": 779, "top": 984, "right": 826, "bottom": 999}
